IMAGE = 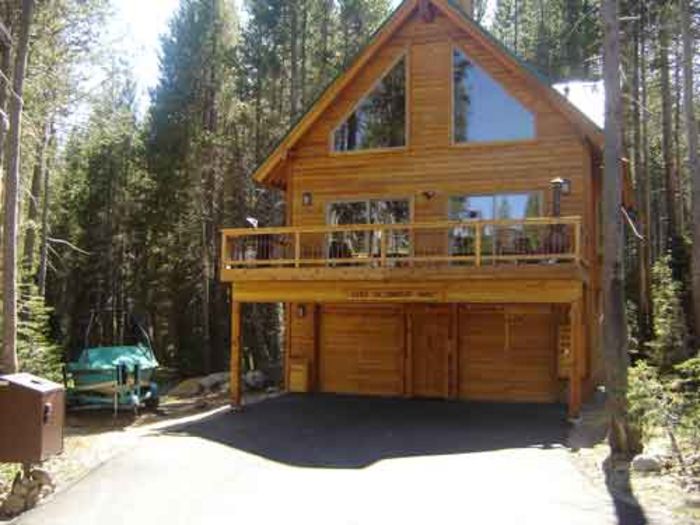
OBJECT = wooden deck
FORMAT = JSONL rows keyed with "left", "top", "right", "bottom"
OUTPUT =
{"left": 220, "top": 216, "right": 585, "bottom": 283}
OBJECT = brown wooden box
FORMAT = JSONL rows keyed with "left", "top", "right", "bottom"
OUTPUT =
{"left": 0, "top": 373, "right": 65, "bottom": 463}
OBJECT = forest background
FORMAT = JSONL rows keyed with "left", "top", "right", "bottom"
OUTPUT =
{"left": 0, "top": 1, "right": 698, "bottom": 456}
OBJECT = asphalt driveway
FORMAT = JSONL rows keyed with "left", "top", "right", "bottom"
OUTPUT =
{"left": 16, "top": 395, "right": 647, "bottom": 525}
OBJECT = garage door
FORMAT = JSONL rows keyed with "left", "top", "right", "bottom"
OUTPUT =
{"left": 458, "top": 305, "right": 557, "bottom": 402}
{"left": 319, "top": 304, "right": 404, "bottom": 396}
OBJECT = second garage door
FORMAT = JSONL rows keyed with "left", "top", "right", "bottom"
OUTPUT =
{"left": 319, "top": 304, "right": 404, "bottom": 396}
{"left": 458, "top": 304, "right": 558, "bottom": 402}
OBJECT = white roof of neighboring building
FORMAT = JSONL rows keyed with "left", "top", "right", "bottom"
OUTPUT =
{"left": 553, "top": 80, "right": 605, "bottom": 129}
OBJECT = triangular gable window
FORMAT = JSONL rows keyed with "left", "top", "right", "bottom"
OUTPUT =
{"left": 333, "top": 57, "right": 407, "bottom": 152}
{"left": 453, "top": 49, "right": 535, "bottom": 143}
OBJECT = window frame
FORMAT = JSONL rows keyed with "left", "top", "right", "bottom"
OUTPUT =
{"left": 325, "top": 196, "right": 414, "bottom": 226}
{"left": 447, "top": 191, "right": 545, "bottom": 222}
{"left": 447, "top": 190, "right": 545, "bottom": 257}
{"left": 329, "top": 51, "right": 410, "bottom": 155}
{"left": 449, "top": 44, "right": 537, "bottom": 147}
{"left": 325, "top": 197, "right": 414, "bottom": 259}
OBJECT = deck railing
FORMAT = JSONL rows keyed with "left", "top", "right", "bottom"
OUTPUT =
{"left": 221, "top": 216, "right": 583, "bottom": 272}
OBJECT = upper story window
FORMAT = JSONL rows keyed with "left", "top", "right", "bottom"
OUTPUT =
{"left": 449, "top": 192, "right": 542, "bottom": 222}
{"left": 332, "top": 57, "right": 407, "bottom": 152}
{"left": 449, "top": 192, "right": 543, "bottom": 256}
{"left": 327, "top": 199, "right": 411, "bottom": 259}
{"left": 452, "top": 49, "right": 535, "bottom": 143}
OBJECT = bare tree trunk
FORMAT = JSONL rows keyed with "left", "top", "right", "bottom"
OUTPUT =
{"left": 682, "top": 0, "right": 700, "bottom": 338}
{"left": 513, "top": 0, "right": 520, "bottom": 53}
{"left": 37, "top": 126, "right": 54, "bottom": 297}
{"left": 602, "top": 0, "right": 639, "bottom": 466}
{"left": 0, "top": 11, "right": 14, "bottom": 175}
{"left": 673, "top": 33, "right": 685, "bottom": 232}
{"left": 633, "top": 5, "right": 652, "bottom": 344}
{"left": 22, "top": 119, "right": 50, "bottom": 274}
{"left": 199, "top": 0, "right": 221, "bottom": 373}
{"left": 253, "top": 32, "right": 263, "bottom": 165}
{"left": 200, "top": 200, "right": 212, "bottom": 373}
{"left": 1, "top": 0, "right": 35, "bottom": 374}
{"left": 289, "top": 3, "right": 299, "bottom": 120}
{"left": 318, "top": 0, "right": 332, "bottom": 85}
{"left": 641, "top": 1, "right": 654, "bottom": 267}
{"left": 0, "top": 37, "right": 12, "bottom": 267}
{"left": 300, "top": 0, "right": 307, "bottom": 108}
{"left": 658, "top": 3, "right": 681, "bottom": 269}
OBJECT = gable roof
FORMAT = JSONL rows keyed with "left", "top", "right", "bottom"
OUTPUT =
{"left": 254, "top": 0, "right": 605, "bottom": 189}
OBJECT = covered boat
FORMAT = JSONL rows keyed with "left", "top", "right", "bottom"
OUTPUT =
{"left": 64, "top": 343, "right": 159, "bottom": 414}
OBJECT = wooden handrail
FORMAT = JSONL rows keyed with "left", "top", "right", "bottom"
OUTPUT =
{"left": 220, "top": 216, "right": 583, "bottom": 237}
{"left": 221, "top": 216, "right": 586, "bottom": 271}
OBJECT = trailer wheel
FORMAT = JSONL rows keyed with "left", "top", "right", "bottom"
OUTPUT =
{"left": 145, "top": 396, "right": 160, "bottom": 411}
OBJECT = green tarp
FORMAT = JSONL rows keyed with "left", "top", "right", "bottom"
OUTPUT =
{"left": 70, "top": 345, "right": 158, "bottom": 370}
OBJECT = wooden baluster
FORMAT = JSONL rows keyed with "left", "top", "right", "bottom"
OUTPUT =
{"left": 380, "top": 227, "right": 388, "bottom": 267}
{"left": 475, "top": 224, "right": 482, "bottom": 267}
{"left": 574, "top": 220, "right": 582, "bottom": 263}
{"left": 220, "top": 233, "right": 228, "bottom": 271}
{"left": 295, "top": 231, "right": 301, "bottom": 268}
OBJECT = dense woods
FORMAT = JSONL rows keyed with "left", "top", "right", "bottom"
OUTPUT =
{"left": 0, "top": 0, "right": 392, "bottom": 378}
{"left": 0, "top": 0, "right": 699, "bottom": 472}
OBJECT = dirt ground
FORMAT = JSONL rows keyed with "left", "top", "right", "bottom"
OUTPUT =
{"left": 568, "top": 394, "right": 700, "bottom": 524}
{"left": 572, "top": 443, "right": 700, "bottom": 524}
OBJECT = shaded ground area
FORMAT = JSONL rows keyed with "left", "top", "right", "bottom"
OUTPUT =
{"left": 14, "top": 394, "right": 652, "bottom": 525}
{"left": 168, "top": 394, "right": 569, "bottom": 468}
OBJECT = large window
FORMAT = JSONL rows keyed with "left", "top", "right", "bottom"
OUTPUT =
{"left": 449, "top": 192, "right": 542, "bottom": 256}
{"left": 452, "top": 49, "right": 535, "bottom": 143}
{"left": 449, "top": 193, "right": 542, "bottom": 222}
{"left": 327, "top": 199, "right": 411, "bottom": 259}
{"left": 333, "top": 57, "right": 407, "bottom": 152}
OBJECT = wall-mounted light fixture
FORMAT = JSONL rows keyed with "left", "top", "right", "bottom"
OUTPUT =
{"left": 550, "top": 177, "right": 572, "bottom": 195}
{"left": 302, "top": 192, "right": 313, "bottom": 206}
{"left": 296, "top": 304, "right": 306, "bottom": 318}
{"left": 550, "top": 177, "right": 572, "bottom": 218}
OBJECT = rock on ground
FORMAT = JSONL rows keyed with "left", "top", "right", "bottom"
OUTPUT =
{"left": 169, "top": 372, "right": 232, "bottom": 398}
{"left": 167, "top": 377, "right": 203, "bottom": 397}
{"left": 1, "top": 493, "right": 26, "bottom": 516}
{"left": 0, "top": 468, "right": 55, "bottom": 518}
{"left": 244, "top": 370, "right": 266, "bottom": 390}
{"left": 632, "top": 454, "right": 663, "bottom": 473}
{"left": 30, "top": 468, "right": 54, "bottom": 489}
{"left": 685, "top": 494, "right": 700, "bottom": 508}
{"left": 198, "top": 372, "right": 229, "bottom": 392}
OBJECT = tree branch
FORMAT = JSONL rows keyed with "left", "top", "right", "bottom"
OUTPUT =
{"left": 47, "top": 237, "right": 91, "bottom": 255}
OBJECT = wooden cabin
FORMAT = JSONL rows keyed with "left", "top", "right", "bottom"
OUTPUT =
{"left": 221, "top": 0, "right": 609, "bottom": 418}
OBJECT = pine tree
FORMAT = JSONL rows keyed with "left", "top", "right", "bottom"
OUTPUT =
{"left": 491, "top": 0, "right": 600, "bottom": 80}
{"left": 2, "top": 0, "right": 36, "bottom": 374}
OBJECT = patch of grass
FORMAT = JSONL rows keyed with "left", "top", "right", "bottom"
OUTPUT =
{"left": 0, "top": 463, "right": 20, "bottom": 492}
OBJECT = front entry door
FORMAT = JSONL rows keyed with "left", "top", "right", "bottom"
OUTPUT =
{"left": 410, "top": 304, "right": 450, "bottom": 398}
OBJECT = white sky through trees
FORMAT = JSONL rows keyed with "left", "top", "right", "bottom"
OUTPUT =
{"left": 104, "top": 0, "right": 610, "bottom": 127}
{"left": 109, "top": 0, "right": 404, "bottom": 112}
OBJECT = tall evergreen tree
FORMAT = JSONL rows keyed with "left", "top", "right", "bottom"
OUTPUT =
{"left": 492, "top": 0, "right": 600, "bottom": 80}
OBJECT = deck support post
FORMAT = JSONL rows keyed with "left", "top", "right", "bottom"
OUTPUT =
{"left": 230, "top": 293, "right": 242, "bottom": 407}
{"left": 568, "top": 299, "right": 583, "bottom": 419}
